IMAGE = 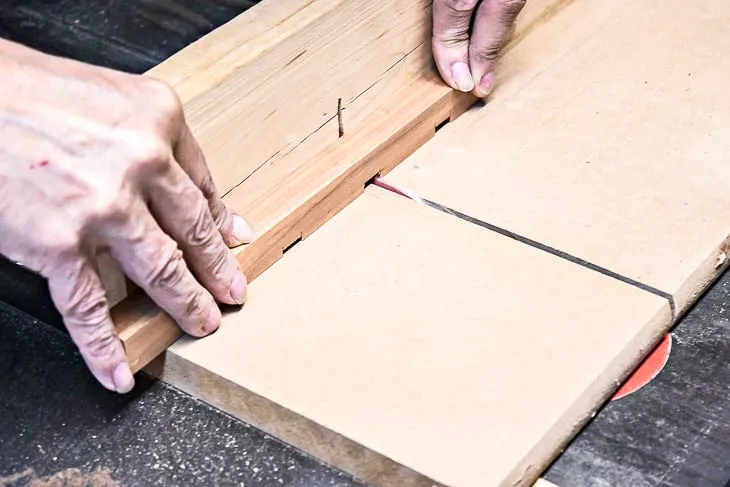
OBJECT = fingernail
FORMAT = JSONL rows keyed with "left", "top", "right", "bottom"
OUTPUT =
{"left": 230, "top": 271, "right": 248, "bottom": 304}
{"left": 478, "top": 71, "right": 495, "bottom": 97}
{"left": 232, "top": 214, "right": 253, "bottom": 244}
{"left": 451, "top": 62, "right": 475, "bottom": 92}
{"left": 203, "top": 304, "right": 222, "bottom": 334}
{"left": 112, "top": 363, "right": 135, "bottom": 394}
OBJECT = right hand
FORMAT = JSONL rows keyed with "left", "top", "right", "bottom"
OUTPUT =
{"left": 0, "top": 39, "right": 252, "bottom": 394}
{"left": 432, "top": 0, "right": 527, "bottom": 97}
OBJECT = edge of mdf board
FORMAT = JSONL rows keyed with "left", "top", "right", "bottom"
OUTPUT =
{"left": 671, "top": 235, "right": 730, "bottom": 319}
{"left": 148, "top": 351, "right": 446, "bottom": 487}
{"left": 110, "top": 0, "right": 577, "bottom": 372}
{"left": 145, "top": 293, "right": 672, "bottom": 487}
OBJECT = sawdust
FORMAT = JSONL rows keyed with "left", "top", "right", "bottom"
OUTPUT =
{"left": 0, "top": 468, "right": 121, "bottom": 487}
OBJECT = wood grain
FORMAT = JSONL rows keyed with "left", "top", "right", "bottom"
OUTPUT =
{"left": 146, "top": 0, "right": 565, "bottom": 196}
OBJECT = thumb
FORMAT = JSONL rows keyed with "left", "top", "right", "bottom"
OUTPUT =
{"left": 432, "top": 0, "right": 481, "bottom": 92}
{"left": 469, "top": 0, "right": 527, "bottom": 97}
{"left": 47, "top": 257, "right": 135, "bottom": 394}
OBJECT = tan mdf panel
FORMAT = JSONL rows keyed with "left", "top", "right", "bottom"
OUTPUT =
{"left": 155, "top": 188, "right": 671, "bottom": 487}
{"left": 385, "top": 0, "right": 730, "bottom": 316}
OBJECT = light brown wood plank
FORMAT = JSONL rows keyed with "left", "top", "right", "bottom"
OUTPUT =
{"left": 385, "top": 0, "right": 730, "bottom": 316}
{"left": 147, "top": 0, "right": 565, "bottom": 195}
{"left": 148, "top": 0, "right": 445, "bottom": 197}
{"left": 153, "top": 187, "right": 672, "bottom": 487}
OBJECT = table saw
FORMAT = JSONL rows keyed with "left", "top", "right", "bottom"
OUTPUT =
{"left": 1, "top": 1, "right": 729, "bottom": 486}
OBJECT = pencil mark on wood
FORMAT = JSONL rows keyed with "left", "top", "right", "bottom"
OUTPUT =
{"left": 285, "top": 50, "right": 307, "bottom": 67}
{"left": 337, "top": 98, "right": 344, "bottom": 138}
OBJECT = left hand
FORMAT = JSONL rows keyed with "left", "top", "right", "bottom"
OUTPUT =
{"left": 432, "top": 0, "right": 527, "bottom": 97}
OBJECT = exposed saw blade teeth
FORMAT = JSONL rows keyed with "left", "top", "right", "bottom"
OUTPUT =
{"left": 371, "top": 177, "right": 426, "bottom": 205}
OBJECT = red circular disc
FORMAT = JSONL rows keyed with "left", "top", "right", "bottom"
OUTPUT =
{"left": 611, "top": 333, "right": 673, "bottom": 401}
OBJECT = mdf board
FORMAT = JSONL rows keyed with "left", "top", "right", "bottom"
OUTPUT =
{"left": 156, "top": 187, "right": 671, "bottom": 487}
{"left": 384, "top": 0, "right": 730, "bottom": 318}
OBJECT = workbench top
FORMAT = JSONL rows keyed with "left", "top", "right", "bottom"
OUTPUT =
{"left": 1, "top": 1, "right": 729, "bottom": 486}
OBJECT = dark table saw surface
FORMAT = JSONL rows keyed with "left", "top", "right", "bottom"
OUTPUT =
{"left": 1, "top": 2, "right": 729, "bottom": 486}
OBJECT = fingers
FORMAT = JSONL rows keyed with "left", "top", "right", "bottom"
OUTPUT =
{"left": 47, "top": 257, "right": 134, "bottom": 394}
{"left": 432, "top": 0, "right": 526, "bottom": 98}
{"left": 432, "top": 0, "right": 480, "bottom": 92}
{"left": 107, "top": 197, "right": 224, "bottom": 338}
{"left": 146, "top": 159, "right": 248, "bottom": 307}
{"left": 469, "top": 0, "right": 526, "bottom": 97}
{"left": 174, "top": 123, "right": 253, "bottom": 248}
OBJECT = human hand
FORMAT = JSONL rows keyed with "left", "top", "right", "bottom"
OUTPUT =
{"left": 432, "top": 0, "right": 527, "bottom": 97}
{"left": 0, "top": 39, "right": 252, "bottom": 394}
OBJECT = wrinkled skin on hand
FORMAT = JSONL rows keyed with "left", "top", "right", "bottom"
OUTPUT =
{"left": 432, "top": 0, "right": 527, "bottom": 97}
{"left": 0, "top": 39, "right": 252, "bottom": 394}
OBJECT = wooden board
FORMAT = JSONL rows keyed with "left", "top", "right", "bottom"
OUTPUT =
{"left": 146, "top": 0, "right": 562, "bottom": 197}
{"left": 384, "top": 0, "right": 730, "bottom": 318}
{"left": 112, "top": 0, "right": 576, "bottom": 371}
{"left": 153, "top": 187, "right": 672, "bottom": 487}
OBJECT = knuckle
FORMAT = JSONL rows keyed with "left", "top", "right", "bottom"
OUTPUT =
{"left": 209, "top": 200, "right": 229, "bottom": 232}
{"left": 122, "top": 132, "right": 172, "bottom": 174}
{"left": 472, "top": 42, "right": 502, "bottom": 62}
{"left": 85, "top": 191, "right": 131, "bottom": 228}
{"left": 497, "top": 0, "right": 527, "bottom": 16}
{"left": 78, "top": 321, "right": 118, "bottom": 362}
{"left": 440, "top": 0, "right": 480, "bottom": 12}
{"left": 436, "top": 30, "right": 470, "bottom": 48}
{"left": 57, "top": 269, "right": 107, "bottom": 317}
{"left": 53, "top": 230, "right": 84, "bottom": 262}
{"left": 31, "top": 233, "right": 82, "bottom": 280}
{"left": 204, "top": 241, "right": 230, "bottom": 278}
{"left": 145, "top": 244, "right": 187, "bottom": 289}
{"left": 434, "top": 0, "right": 476, "bottom": 46}
{"left": 142, "top": 77, "right": 184, "bottom": 122}
{"left": 183, "top": 288, "right": 208, "bottom": 323}
{"left": 202, "top": 190, "right": 230, "bottom": 233}
{"left": 185, "top": 202, "right": 232, "bottom": 277}
{"left": 185, "top": 195, "right": 218, "bottom": 248}
{"left": 198, "top": 172, "right": 218, "bottom": 202}
{"left": 132, "top": 133, "right": 170, "bottom": 164}
{"left": 62, "top": 291, "right": 118, "bottom": 362}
